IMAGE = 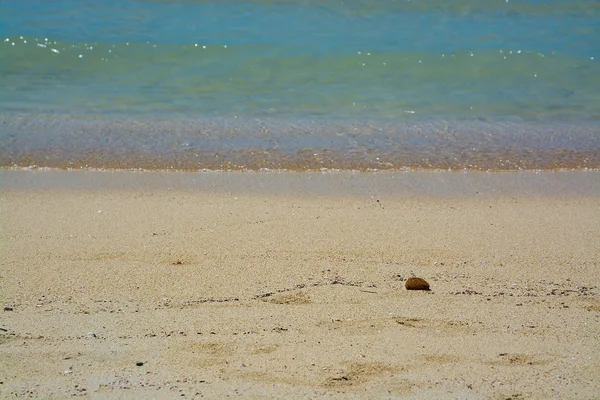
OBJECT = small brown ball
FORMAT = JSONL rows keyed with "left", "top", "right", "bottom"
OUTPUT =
{"left": 405, "top": 277, "right": 430, "bottom": 291}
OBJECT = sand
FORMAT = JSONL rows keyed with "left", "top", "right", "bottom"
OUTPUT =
{"left": 1, "top": 170, "right": 599, "bottom": 399}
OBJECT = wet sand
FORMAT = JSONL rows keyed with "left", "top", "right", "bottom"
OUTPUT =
{"left": 1, "top": 170, "right": 599, "bottom": 398}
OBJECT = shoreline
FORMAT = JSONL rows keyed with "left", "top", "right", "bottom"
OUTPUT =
{"left": 2, "top": 112, "right": 599, "bottom": 171}
{"left": 1, "top": 170, "right": 599, "bottom": 398}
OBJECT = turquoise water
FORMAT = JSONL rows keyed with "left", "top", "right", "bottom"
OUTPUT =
{"left": 1, "top": 0, "right": 599, "bottom": 170}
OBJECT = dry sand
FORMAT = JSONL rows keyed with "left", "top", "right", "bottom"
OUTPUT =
{"left": 1, "top": 170, "right": 599, "bottom": 399}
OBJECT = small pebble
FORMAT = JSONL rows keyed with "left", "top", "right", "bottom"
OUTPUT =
{"left": 405, "top": 277, "right": 430, "bottom": 291}
{"left": 136, "top": 362, "right": 144, "bottom": 366}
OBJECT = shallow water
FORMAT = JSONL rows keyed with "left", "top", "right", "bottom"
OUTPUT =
{"left": 1, "top": 0, "right": 599, "bottom": 170}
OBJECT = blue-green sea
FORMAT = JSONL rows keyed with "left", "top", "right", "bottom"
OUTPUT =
{"left": 1, "top": 0, "right": 599, "bottom": 170}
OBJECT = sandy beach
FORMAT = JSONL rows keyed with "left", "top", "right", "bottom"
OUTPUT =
{"left": 1, "top": 170, "right": 599, "bottom": 399}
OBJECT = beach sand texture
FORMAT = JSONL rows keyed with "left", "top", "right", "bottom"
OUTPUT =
{"left": 1, "top": 171, "right": 599, "bottom": 398}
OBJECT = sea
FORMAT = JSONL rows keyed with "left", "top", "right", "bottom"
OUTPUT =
{"left": 1, "top": 0, "right": 599, "bottom": 171}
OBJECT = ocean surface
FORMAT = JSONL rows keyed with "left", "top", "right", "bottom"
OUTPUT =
{"left": 1, "top": 0, "right": 599, "bottom": 171}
